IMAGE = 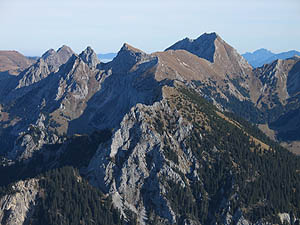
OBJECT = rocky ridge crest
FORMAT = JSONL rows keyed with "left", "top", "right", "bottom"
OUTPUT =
{"left": 0, "top": 33, "right": 299, "bottom": 224}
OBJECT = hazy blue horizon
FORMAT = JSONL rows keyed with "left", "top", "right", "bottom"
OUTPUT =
{"left": 1, "top": 0, "right": 299, "bottom": 56}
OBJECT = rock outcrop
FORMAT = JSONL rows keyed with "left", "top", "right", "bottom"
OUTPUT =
{"left": 67, "top": 43, "right": 161, "bottom": 134}
{"left": 254, "top": 57, "right": 300, "bottom": 108}
{"left": 16, "top": 45, "right": 75, "bottom": 89}
{"left": 16, "top": 58, "right": 51, "bottom": 88}
{"left": 88, "top": 98, "right": 186, "bottom": 224}
{"left": 253, "top": 56, "right": 300, "bottom": 145}
{"left": 79, "top": 46, "right": 100, "bottom": 69}
{"left": 0, "top": 179, "right": 39, "bottom": 225}
{"left": 41, "top": 45, "right": 74, "bottom": 71}
{"left": 0, "top": 46, "right": 100, "bottom": 159}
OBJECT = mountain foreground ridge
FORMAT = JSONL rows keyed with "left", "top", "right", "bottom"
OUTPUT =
{"left": 0, "top": 32, "right": 300, "bottom": 225}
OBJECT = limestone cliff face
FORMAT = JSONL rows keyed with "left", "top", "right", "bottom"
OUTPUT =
{"left": 41, "top": 45, "right": 74, "bottom": 72}
{"left": 8, "top": 114, "right": 61, "bottom": 160}
{"left": 67, "top": 43, "right": 162, "bottom": 134}
{"left": 16, "top": 45, "right": 75, "bottom": 89}
{"left": 79, "top": 46, "right": 100, "bottom": 69}
{"left": 0, "top": 47, "right": 101, "bottom": 159}
{"left": 86, "top": 84, "right": 283, "bottom": 225}
{"left": 16, "top": 58, "right": 51, "bottom": 88}
{"left": 87, "top": 86, "right": 202, "bottom": 224}
{"left": 254, "top": 57, "right": 300, "bottom": 109}
{"left": 0, "top": 179, "right": 39, "bottom": 225}
{"left": 253, "top": 57, "right": 300, "bottom": 144}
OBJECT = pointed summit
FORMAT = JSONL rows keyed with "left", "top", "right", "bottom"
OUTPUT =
{"left": 112, "top": 43, "right": 149, "bottom": 73}
{"left": 56, "top": 45, "right": 74, "bottom": 62}
{"left": 57, "top": 45, "right": 73, "bottom": 53}
{"left": 41, "top": 49, "right": 56, "bottom": 60}
{"left": 40, "top": 45, "right": 75, "bottom": 71}
{"left": 166, "top": 32, "right": 218, "bottom": 63}
{"left": 16, "top": 45, "right": 75, "bottom": 88}
{"left": 166, "top": 32, "right": 251, "bottom": 74}
{"left": 120, "top": 43, "right": 144, "bottom": 54}
{"left": 79, "top": 46, "right": 100, "bottom": 69}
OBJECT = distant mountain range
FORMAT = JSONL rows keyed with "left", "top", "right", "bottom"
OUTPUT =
{"left": 97, "top": 52, "right": 117, "bottom": 62}
{"left": 9, "top": 48, "right": 300, "bottom": 71}
{"left": 23, "top": 53, "right": 117, "bottom": 64}
{"left": 242, "top": 48, "right": 300, "bottom": 68}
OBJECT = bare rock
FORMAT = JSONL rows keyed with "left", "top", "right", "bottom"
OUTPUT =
{"left": 79, "top": 46, "right": 100, "bottom": 69}
{"left": 87, "top": 94, "right": 198, "bottom": 224}
{"left": 0, "top": 178, "right": 39, "bottom": 225}
{"left": 42, "top": 45, "right": 75, "bottom": 71}
{"left": 16, "top": 58, "right": 51, "bottom": 88}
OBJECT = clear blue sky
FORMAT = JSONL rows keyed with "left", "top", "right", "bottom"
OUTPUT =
{"left": 1, "top": 0, "right": 299, "bottom": 56}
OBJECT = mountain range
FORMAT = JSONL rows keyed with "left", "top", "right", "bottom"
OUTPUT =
{"left": 97, "top": 53, "right": 117, "bottom": 62}
{"left": 242, "top": 48, "right": 300, "bottom": 68}
{"left": 0, "top": 32, "right": 300, "bottom": 225}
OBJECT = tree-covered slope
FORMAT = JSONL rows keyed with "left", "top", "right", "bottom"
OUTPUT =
{"left": 31, "top": 166, "right": 125, "bottom": 225}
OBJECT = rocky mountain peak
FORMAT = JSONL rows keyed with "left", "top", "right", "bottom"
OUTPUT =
{"left": 111, "top": 43, "right": 150, "bottom": 73}
{"left": 15, "top": 46, "right": 75, "bottom": 88}
{"left": 57, "top": 45, "right": 75, "bottom": 62}
{"left": 57, "top": 45, "right": 73, "bottom": 54}
{"left": 165, "top": 32, "right": 251, "bottom": 73}
{"left": 163, "top": 32, "right": 258, "bottom": 103}
{"left": 79, "top": 46, "right": 100, "bottom": 69}
{"left": 56, "top": 54, "right": 89, "bottom": 81}
{"left": 165, "top": 32, "right": 218, "bottom": 63}
{"left": 41, "top": 49, "right": 56, "bottom": 59}
{"left": 121, "top": 43, "right": 143, "bottom": 53}
{"left": 40, "top": 45, "right": 75, "bottom": 71}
